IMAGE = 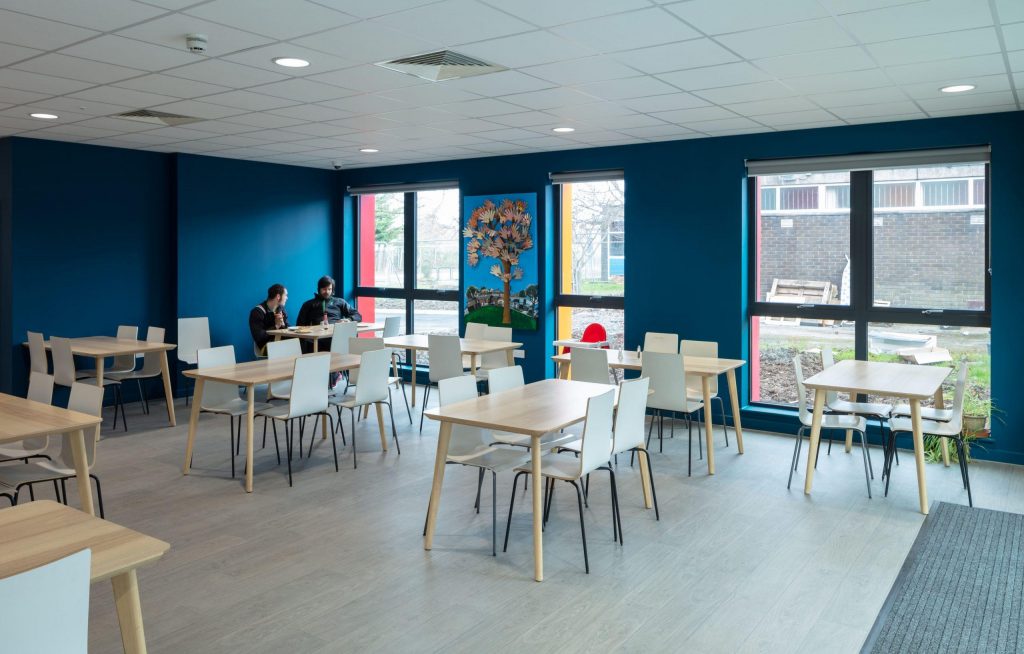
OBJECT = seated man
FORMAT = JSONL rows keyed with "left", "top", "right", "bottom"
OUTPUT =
{"left": 249, "top": 283, "right": 288, "bottom": 357}
{"left": 296, "top": 275, "right": 362, "bottom": 327}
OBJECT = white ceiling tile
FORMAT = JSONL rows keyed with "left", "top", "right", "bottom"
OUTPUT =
{"left": 0, "top": 10, "right": 99, "bottom": 49}
{"left": 268, "top": 103, "right": 354, "bottom": 121}
{"left": 204, "top": 135, "right": 274, "bottom": 147}
{"left": 650, "top": 105, "right": 739, "bottom": 124}
{"left": 821, "top": 0, "right": 928, "bottom": 13}
{"left": 809, "top": 85, "right": 909, "bottom": 107}
{"left": 664, "top": 0, "right": 828, "bottom": 35}
{"left": 576, "top": 113, "right": 666, "bottom": 129}
{"left": 12, "top": 54, "right": 146, "bottom": 85}
{"left": 376, "top": 84, "right": 481, "bottom": 106}
{"left": 221, "top": 43, "right": 354, "bottom": 77}
{"left": 326, "top": 114, "right": 405, "bottom": 130}
{"left": 782, "top": 68, "right": 892, "bottom": 94}
{"left": 693, "top": 81, "right": 795, "bottom": 104}
{"left": 927, "top": 103, "right": 1018, "bottom": 117}
{"left": 511, "top": 134, "right": 579, "bottom": 148}
{"left": 753, "top": 108, "right": 839, "bottom": 126}
{"left": 166, "top": 59, "right": 290, "bottom": 87}
{"left": 0, "top": 87, "right": 49, "bottom": 105}
{"left": 523, "top": 57, "right": 640, "bottom": 86}
{"left": 1003, "top": 22, "right": 1024, "bottom": 51}
{"left": 461, "top": 113, "right": 547, "bottom": 128}
{"left": 69, "top": 85, "right": 180, "bottom": 108}
{"left": 700, "top": 125, "right": 771, "bottom": 136}
{"left": 0, "top": 115, "right": 56, "bottom": 130}
{"left": 658, "top": 62, "right": 771, "bottom": 91}
{"left": 280, "top": 122, "right": 357, "bottom": 137}
{"left": 92, "top": 131, "right": 179, "bottom": 145}
{"left": 457, "top": 30, "right": 597, "bottom": 69}
{"left": 547, "top": 101, "right": 634, "bottom": 120}
{"left": 170, "top": 119, "right": 256, "bottom": 135}
{"left": 238, "top": 129, "right": 313, "bottom": 142}
{"left": 372, "top": 0, "right": 534, "bottom": 45}
{"left": 551, "top": 8, "right": 700, "bottom": 51}
{"left": 918, "top": 89, "right": 1016, "bottom": 111}
{"left": 831, "top": 100, "right": 925, "bottom": 119}
{"left": 312, "top": 0, "right": 440, "bottom": 19}
{"left": 377, "top": 106, "right": 456, "bottom": 124}
{"left": 444, "top": 70, "right": 554, "bottom": 97}
{"left": 754, "top": 46, "right": 876, "bottom": 78}
{"left": 867, "top": 28, "right": 1002, "bottom": 66}
{"left": 996, "top": 0, "right": 1024, "bottom": 23}
{"left": 201, "top": 90, "right": 301, "bottom": 111}
{"left": 293, "top": 21, "right": 441, "bottom": 63}
{"left": 1004, "top": 49, "right": 1023, "bottom": 72}
{"left": 838, "top": 0, "right": 993, "bottom": 43}
{"left": 884, "top": 54, "right": 1009, "bottom": 84}
{"left": 143, "top": 125, "right": 221, "bottom": 140}
{"left": 0, "top": 69, "right": 95, "bottom": 95}
{"left": 35, "top": 97, "right": 135, "bottom": 117}
{"left": 249, "top": 78, "right": 354, "bottom": 103}
{"left": 259, "top": 140, "right": 323, "bottom": 153}
{"left": 29, "top": 123, "right": 122, "bottom": 139}
{"left": 612, "top": 39, "right": 740, "bottom": 75}
{"left": 903, "top": 73, "right": 1011, "bottom": 99}
{"left": 114, "top": 73, "right": 231, "bottom": 99}
{"left": 60, "top": 35, "right": 199, "bottom": 71}
{"left": 116, "top": 14, "right": 274, "bottom": 58}
{"left": 621, "top": 92, "right": 709, "bottom": 113}
{"left": 438, "top": 97, "right": 530, "bottom": 116}
{"left": 1, "top": 0, "right": 166, "bottom": 30}
{"left": 724, "top": 96, "right": 818, "bottom": 116}
{"left": 716, "top": 19, "right": 856, "bottom": 59}
{"left": 0, "top": 106, "right": 92, "bottom": 123}
{"left": 576, "top": 76, "right": 681, "bottom": 101}
{"left": 0, "top": 43, "right": 43, "bottom": 67}
{"left": 319, "top": 93, "right": 410, "bottom": 114}
{"left": 186, "top": 0, "right": 358, "bottom": 40}
{"left": 498, "top": 87, "right": 598, "bottom": 110}
{"left": 616, "top": 123, "right": 697, "bottom": 139}
{"left": 73, "top": 116, "right": 164, "bottom": 132}
{"left": 150, "top": 99, "right": 248, "bottom": 119}
{"left": 21, "top": 130, "right": 92, "bottom": 142}
{"left": 498, "top": 0, "right": 655, "bottom": 27}
{"left": 308, "top": 65, "right": 425, "bottom": 93}
{"left": 473, "top": 126, "right": 547, "bottom": 141}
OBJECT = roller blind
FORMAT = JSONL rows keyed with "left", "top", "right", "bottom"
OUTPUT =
{"left": 746, "top": 146, "right": 990, "bottom": 176}
{"left": 346, "top": 179, "right": 458, "bottom": 194}
{"left": 549, "top": 169, "right": 624, "bottom": 184}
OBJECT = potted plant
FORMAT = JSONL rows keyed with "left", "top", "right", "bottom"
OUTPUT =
{"left": 962, "top": 394, "right": 992, "bottom": 436}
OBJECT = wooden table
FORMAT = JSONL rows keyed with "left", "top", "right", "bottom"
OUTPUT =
{"left": 802, "top": 359, "right": 951, "bottom": 514}
{"left": 0, "top": 500, "right": 169, "bottom": 653}
{"left": 267, "top": 322, "right": 384, "bottom": 352}
{"left": 553, "top": 350, "right": 746, "bottom": 475}
{"left": 33, "top": 337, "right": 177, "bottom": 427}
{"left": 383, "top": 335, "right": 522, "bottom": 407}
{"left": 422, "top": 378, "right": 651, "bottom": 582}
{"left": 0, "top": 393, "right": 101, "bottom": 515}
{"left": 182, "top": 352, "right": 361, "bottom": 493}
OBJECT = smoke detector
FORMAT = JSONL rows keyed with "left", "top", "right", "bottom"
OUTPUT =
{"left": 185, "top": 33, "right": 208, "bottom": 54}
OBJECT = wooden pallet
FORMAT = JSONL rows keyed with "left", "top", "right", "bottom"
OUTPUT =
{"left": 765, "top": 279, "right": 838, "bottom": 326}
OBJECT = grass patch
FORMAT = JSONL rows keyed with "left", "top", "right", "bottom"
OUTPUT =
{"left": 465, "top": 304, "right": 536, "bottom": 330}
{"left": 578, "top": 280, "right": 624, "bottom": 295}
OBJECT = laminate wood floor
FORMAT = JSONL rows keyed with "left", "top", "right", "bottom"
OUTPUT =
{"left": 49, "top": 394, "right": 1023, "bottom": 653}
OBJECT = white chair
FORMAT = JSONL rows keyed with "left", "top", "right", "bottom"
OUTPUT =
{"left": 108, "top": 326, "right": 166, "bottom": 415}
{"left": 420, "top": 334, "right": 471, "bottom": 431}
{"left": 330, "top": 322, "right": 360, "bottom": 354}
{"left": 890, "top": 361, "right": 967, "bottom": 423}
{"left": 570, "top": 347, "right": 611, "bottom": 384}
{"left": 789, "top": 355, "right": 872, "bottom": 498}
{"left": 257, "top": 353, "right": 338, "bottom": 486}
{"left": 641, "top": 352, "right": 704, "bottom": 473}
{"left": 178, "top": 317, "right": 211, "bottom": 404}
{"left": 462, "top": 322, "right": 487, "bottom": 369}
{"left": 53, "top": 337, "right": 127, "bottom": 432}
{"left": 475, "top": 325, "right": 512, "bottom": 382}
{"left": 435, "top": 375, "right": 530, "bottom": 556}
{"left": 886, "top": 363, "right": 972, "bottom": 506}
{"left": 331, "top": 348, "right": 400, "bottom": 469}
{"left": 0, "top": 382, "right": 108, "bottom": 516}
{"left": 198, "top": 346, "right": 274, "bottom": 479}
{"left": 503, "top": 389, "right": 618, "bottom": 574}
{"left": 0, "top": 372, "right": 55, "bottom": 464}
{"left": 821, "top": 347, "right": 892, "bottom": 469}
{"left": 266, "top": 338, "right": 302, "bottom": 400}
{"left": 76, "top": 325, "right": 138, "bottom": 379}
{"left": 681, "top": 339, "right": 731, "bottom": 448}
{"left": 383, "top": 315, "right": 403, "bottom": 378}
{"left": 0, "top": 549, "right": 91, "bottom": 654}
{"left": 486, "top": 366, "right": 573, "bottom": 450}
{"left": 340, "top": 337, "right": 411, "bottom": 424}
{"left": 27, "top": 331, "right": 48, "bottom": 374}
{"left": 643, "top": 331, "right": 679, "bottom": 354}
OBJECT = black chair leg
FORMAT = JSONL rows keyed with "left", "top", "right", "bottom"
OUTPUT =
{"left": 327, "top": 414, "right": 339, "bottom": 472}
{"left": 688, "top": 417, "right": 693, "bottom": 477}
{"left": 643, "top": 449, "right": 660, "bottom": 521}
{"left": 419, "top": 384, "right": 431, "bottom": 432}
{"left": 474, "top": 467, "right": 485, "bottom": 513}
{"left": 52, "top": 480, "right": 61, "bottom": 502}
{"left": 271, "top": 419, "right": 280, "bottom": 464}
{"left": 401, "top": 382, "right": 412, "bottom": 423}
{"left": 60, "top": 478, "right": 68, "bottom": 506}
{"left": 503, "top": 471, "right": 524, "bottom": 552}
{"left": 285, "top": 420, "right": 294, "bottom": 487}
{"left": 351, "top": 409, "right": 358, "bottom": 469}
{"left": 491, "top": 471, "right": 497, "bottom": 557}
{"left": 90, "top": 474, "right": 105, "bottom": 518}
{"left": 386, "top": 401, "right": 400, "bottom": 454}
{"left": 569, "top": 480, "right": 589, "bottom": 574}
{"left": 229, "top": 415, "right": 236, "bottom": 479}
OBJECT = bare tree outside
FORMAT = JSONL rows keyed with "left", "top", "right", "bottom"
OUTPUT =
{"left": 566, "top": 180, "right": 624, "bottom": 296}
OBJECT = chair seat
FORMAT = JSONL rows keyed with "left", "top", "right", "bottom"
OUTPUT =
{"left": 828, "top": 399, "right": 892, "bottom": 418}
{"left": 802, "top": 413, "right": 867, "bottom": 431}
{"left": 0, "top": 445, "right": 46, "bottom": 459}
{"left": 448, "top": 446, "right": 529, "bottom": 473}
{"left": 77, "top": 376, "right": 120, "bottom": 387}
{"left": 514, "top": 452, "right": 583, "bottom": 481}
{"left": 76, "top": 367, "right": 133, "bottom": 379}
{"left": 889, "top": 416, "right": 961, "bottom": 437}
{"left": 203, "top": 398, "right": 273, "bottom": 416}
{"left": 686, "top": 388, "right": 718, "bottom": 401}
{"left": 107, "top": 369, "right": 161, "bottom": 381}
{"left": 256, "top": 404, "right": 292, "bottom": 420}
{"left": 891, "top": 403, "right": 954, "bottom": 422}
{"left": 491, "top": 430, "right": 577, "bottom": 449}
{"left": 649, "top": 399, "right": 704, "bottom": 414}
{"left": 0, "top": 460, "right": 76, "bottom": 487}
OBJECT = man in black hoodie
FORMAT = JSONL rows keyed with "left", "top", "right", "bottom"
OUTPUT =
{"left": 296, "top": 276, "right": 361, "bottom": 329}
{"left": 249, "top": 283, "right": 288, "bottom": 356}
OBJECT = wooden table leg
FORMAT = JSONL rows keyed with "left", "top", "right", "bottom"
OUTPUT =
{"left": 112, "top": 569, "right": 148, "bottom": 654}
{"left": 375, "top": 402, "right": 388, "bottom": 451}
{"left": 69, "top": 428, "right": 96, "bottom": 516}
{"left": 804, "top": 389, "right": 827, "bottom": 494}
{"left": 637, "top": 445, "right": 653, "bottom": 509}
{"left": 159, "top": 351, "right": 176, "bottom": 427}
{"left": 182, "top": 378, "right": 204, "bottom": 475}
{"left": 531, "top": 435, "right": 544, "bottom": 582}
{"left": 424, "top": 421, "right": 452, "bottom": 550}
{"left": 322, "top": 409, "right": 328, "bottom": 440}
{"left": 95, "top": 356, "right": 105, "bottom": 441}
{"left": 312, "top": 338, "right": 319, "bottom": 353}
{"left": 470, "top": 353, "right": 478, "bottom": 377}
{"left": 845, "top": 430, "right": 853, "bottom": 453}
{"left": 935, "top": 387, "right": 950, "bottom": 467}
{"left": 558, "top": 360, "right": 570, "bottom": 380}
{"left": 702, "top": 376, "right": 715, "bottom": 475}
{"left": 726, "top": 369, "right": 744, "bottom": 454}
{"left": 245, "top": 385, "right": 255, "bottom": 493}
{"left": 410, "top": 354, "right": 418, "bottom": 407}
{"left": 506, "top": 348, "right": 514, "bottom": 366}
{"left": 910, "top": 399, "right": 929, "bottom": 514}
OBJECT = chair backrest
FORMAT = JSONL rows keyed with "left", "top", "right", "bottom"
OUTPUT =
{"left": 27, "top": 372, "right": 55, "bottom": 404}
{"left": 439, "top": 376, "right": 489, "bottom": 457}
{"left": 58, "top": 383, "right": 105, "bottom": 469}
{"left": 27, "top": 331, "right": 48, "bottom": 374}
{"left": 464, "top": 322, "right": 486, "bottom": 339}
{"left": 138, "top": 326, "right": 166, "bottom": 375}
{"left": 198, "top": 346, "right": 242, "bottom": 409}
{"left": 643, "top": 331, "right": 679, "bottom": 354}
{"left": 355, "top": 348, "right": 391, "bottom": 405}
{"left": 948, "top": 361, "right": 970, "bottom": 427}
{"left": 820, "top": 347, "right": 838, "bottom": 404}
{"left": 680, "top": 339, "right": 719, "bottom": 394}
{"left": 112, "top": 325, "right": 138, "bottom": 371}
{"left": 177, "top": 317, "right": 210, "bottom": 365}
{"left": 51, "top": 337, "right": 77, "bottom": 387}
{"left": 792, "top": 355, "right": 812, "bottom": 425}
{"left": 486, "top": 365, "right": 524, "bottom": 394}
{"left": 640, "top": 351, "right": 688, "bottom": 412}
{"left": 428, "top": 334, "right": 464, "bottom": 382}
{"left": 287, "top": 354, "right": 330, "bottom": 418}
{"left": 0, "top": 548, "right": 91, "bottom": 654}
{"left": 347, "top": 337, "right": 384, "bottom": 384}
{"left": 562, "top": 322, "right": 608, "bottom": 355}
{"left": 571, "top": 347, "right": 610, "bottom": 384}
{"left": 383, "top": 316, "right": 402, "bottom": 338}
{"left": 578, "top": 389, "right": 616, "bottom": 476}
{"left": 481, "top": 325, "right": 512, "bottom": 368}
{"left": 612, "top": 377, "right": 651, "bottom": 455}
{"left": 330, "top": 322, "right": 359, "bottom": 354}
{"left": 266, "top": 339, "right": 301, "bottom": 396}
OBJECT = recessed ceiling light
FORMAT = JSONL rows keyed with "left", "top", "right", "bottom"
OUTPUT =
{"left": 273, "top": 57, "right": 310, "bottom": 68}
{"left": 940, "top": 84, "right": 975, "bottom": 93}
{"left": 29, "top": 112, "right": 58, "bottom": 120}
{"left": 359, "top": 148, "right": 379, "bottom": 153}
{"left": 552, "top": 126, "right": 575, "bottom": 133}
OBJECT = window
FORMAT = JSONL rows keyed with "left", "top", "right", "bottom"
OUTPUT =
{"left": 353, "top": 183, "right": 460, "bottom": 363}
{"left": 553, "top": 172, "right": 625, "bottom": 351}
{"left": 748, "top": 149, "right": 990, "bottom": 416}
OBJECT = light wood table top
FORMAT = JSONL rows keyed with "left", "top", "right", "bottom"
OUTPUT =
{"left": 267, "top": 322, "right": 383, "bottom": 340}
{"left": 551, "top": 349, "right": 745, "bottom": 376}
{"left": 803, "top": 359, "right": 951, "bottom": 399}
{"left": 384, "top": 334, "right": 522, "bottom": 354}
{"left": 182, "top": 352, "right": 360, "bottom": 386}
{"left": 0, "top": 392, "right": 101, "bottom": 443}
{"left": 31, "top": 336, "right": 176, "bottom": 356}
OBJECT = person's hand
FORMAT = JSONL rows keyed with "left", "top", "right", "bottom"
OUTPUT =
{"left": 275, "top": 313, "right": 284, "bottom": 328}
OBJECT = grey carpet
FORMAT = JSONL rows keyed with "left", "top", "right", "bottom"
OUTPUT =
{"left": 863, "top": 502, "right": 1024, "bottom": 653}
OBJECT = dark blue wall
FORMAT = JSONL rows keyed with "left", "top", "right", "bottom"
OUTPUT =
{"left": 175, "top": 154, "right": 338, "bottom": 363}
{"left": 0, "top": 139, "right": 12, "bottom": 394}
{"left": 340, "top": 111, "right": 1024, "bottom": 464}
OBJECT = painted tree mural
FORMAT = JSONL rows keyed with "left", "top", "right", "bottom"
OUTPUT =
{"left": 464, "top": 198, "right": 534, "bottom": 325}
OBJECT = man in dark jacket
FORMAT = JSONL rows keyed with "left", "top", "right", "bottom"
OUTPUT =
{"left": 249, "top": 283, "right": 288, "bottom": 356}
{"left": 296, "top": 276, "right": 361, "bottom": 326}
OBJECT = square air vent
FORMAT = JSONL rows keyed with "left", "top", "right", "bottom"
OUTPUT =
{"left": 114, "top": 109, "right": 204, "bottom": 126}
{"left": 376, "top": 50, "right": 507, "bottom": 82}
